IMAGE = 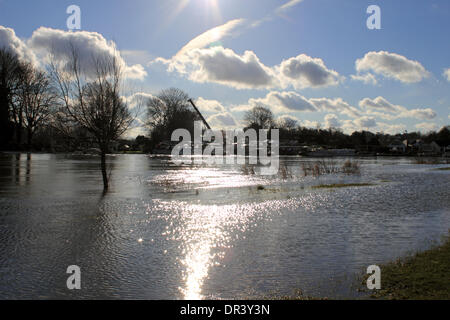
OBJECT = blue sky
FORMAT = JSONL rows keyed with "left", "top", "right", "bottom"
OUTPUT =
{"left": 1, "top": 0, "right": 449, "bottom": 136}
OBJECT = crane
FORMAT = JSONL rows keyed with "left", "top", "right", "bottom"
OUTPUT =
{"left": 188, "top": 99, "right": 212, "bottom": 130}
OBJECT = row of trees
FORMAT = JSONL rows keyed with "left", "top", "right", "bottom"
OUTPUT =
{"left": 0, "top": 49, "right": 56, "bottom": 149}
{"left": 144, "top": 89, "right": 450, "bottom": 151}
{"left": 0, "top": 47, "right": 134, "bottom": 190}
{"left": 242, "top": 105, "right": 450, "bottom": 150}
{"left": 1, "top": 45, "right": 449, "bottom": 189}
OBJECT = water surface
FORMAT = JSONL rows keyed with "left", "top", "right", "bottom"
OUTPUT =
{"left": 0, "top": 153, "right": 449, "bottom": 299}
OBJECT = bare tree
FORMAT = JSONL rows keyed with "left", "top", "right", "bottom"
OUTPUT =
{"left": 147, "top": 88, "right": 200, "bottom": 143}
{"left": 14, "top": 63, "right": 57, "bottom": 148}
{"left": 0, "top": 48, "right": 21, "bottom": 148}
{"left": 244, "top": 105, "right": 274, "bottom": 130}
{"left": 278, "top": 117, "right": 298, "bottom": 131}
{"left": 50, "top": 46, "right": 133, "bottom": 191}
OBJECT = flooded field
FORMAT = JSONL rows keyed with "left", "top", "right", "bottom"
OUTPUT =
{"left": 0, "top": 153, "right": 449, "bottom": 299}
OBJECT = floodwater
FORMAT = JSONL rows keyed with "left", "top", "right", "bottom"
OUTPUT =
{"left": 0, "top": 153, "right": 449, "bottom": 299}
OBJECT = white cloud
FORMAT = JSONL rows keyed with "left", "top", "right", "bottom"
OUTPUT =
{"left": 376, "top": 122, "right": 406, "bottom": 135}
{"left": 279, "top": 54, "right": 341, "bottom": 89}
{"left": 359, "top": 96, "right": 436, "bottom": 120}
{"left": 124, "top": 124, "right": 148, "bottom": 139}
{"left": 443, "top": 68, "right": 450, "bottom": 82}
{"left": 120, "top": 93, "right": 155, "bottom": 138}
{"left": 340, "top": 119, "right": 406, "bottom": 135}
{"left": 277, "top": 114, "right": 300, "bottom": 126}
{"left": 124, "top": 92, "right": 155, "bottom": 110}
{"left": 185, "top": 47, "right": 278, "bottom": 89}
{"left": 195, "top": 97, "right": 226, "bottom": 113}
{"left": 415, "top": 122, "right": 438, "bottom": 132}
{"left": 309, "top": 97, "right": 360, "bottom": 118}
{"left": 28, "top": 27, "right": 147, "bottom": 80}
{"left": 277, "top": 0, "right": 304, "bottom": 13}
{"left": 340, "top": 117, "right": 377, "bottom": 134}
{"left": 0, "top": 25, "right": 37, "bottom": 65}
{"left": 355, "top": 51, "right": 429, "bottom": 83}
{"left": 360, "top": 96, "right": 396, "bottom": 112}
{"left": 324, "top": 114, "right": 340, "bottom": 128}
{"left": 121, "top": 50, "right": 154, "bottom": 66}
{"left": 230, "top": 103, "right": 254, "bottom": 113}
{"left": 207, "top": 112, "right": 239, "bottom": 129}
{"left": 351, "top": 73, "right": 377, "bottom": 85}
{"left": 171, "top": 49, "right": 341, "bottom": 90}
{"left": 252, "top": 0, "right": 304, "bottom": 28}
{"left": 248, "top": 91, "right": 316, "bottom": 113}
{"left": 301, "top": 120, "right": 320, "bottom": 129}
{"left": 407, "top": 108, "right": 438, "bottom": 120}
{"left": 155, "top": 23, "right": 342, "bottom": 91}
{"left": 354, "top": 116, "right": 377, "bottom": 128}
{"left": 175, "top": 19, "right": 245, "bottom": 57}
{"left": 232, "top": 92, "right": 359, "bottom": 119}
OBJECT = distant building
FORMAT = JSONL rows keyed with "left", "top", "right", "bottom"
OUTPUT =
{"left": 388, "top": 140, "right": 406, "bottom": 153}
{"left": 418, "top": 141, "right": 441, "bottom": 155}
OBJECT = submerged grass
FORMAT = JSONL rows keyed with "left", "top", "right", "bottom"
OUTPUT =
{"left": 312, "top": 183, "right": 375, "bottom": 189}
{"left": 262, "top": 290, "right": 328, "bottom": 300}
{"left": 366, "top": 233, "right": 450, "bottom": 300}
{"left": 433, "top": 167, "right": 450, "bottom": 171}
{"left": 415, "top": 158, "right": 450, "bottom": 165}
{"left": 301, "top": 159, "right": 361, "bottom": 177}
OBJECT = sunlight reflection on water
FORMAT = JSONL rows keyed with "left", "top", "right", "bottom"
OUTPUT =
{"left": 0, "top": 154, "right": 449, "bottom": 299}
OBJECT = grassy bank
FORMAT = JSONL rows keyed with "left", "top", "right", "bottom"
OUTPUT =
{"left": 433, "top": 167, "right": 450, "bottom": 171}
{"left": 368, "top": 234, "right": 450, "bottom": 300}
{"left": 312, "top": 183, "right": 375, "bottom": 189}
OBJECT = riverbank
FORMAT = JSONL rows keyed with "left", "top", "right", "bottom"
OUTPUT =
{"left": 277, "top": 233, "right": 450, "bottom": 301}
{"left": 367, "top": 233, "right": 450, "bottom": 300}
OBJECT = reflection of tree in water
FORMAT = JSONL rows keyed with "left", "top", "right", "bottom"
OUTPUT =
{"left": 12, "top": 153, "right": 32, "bottom": 185}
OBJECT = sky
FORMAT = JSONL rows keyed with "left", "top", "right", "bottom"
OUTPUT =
{"left": 1, "top": 0, "right": 449, "bottom": 137}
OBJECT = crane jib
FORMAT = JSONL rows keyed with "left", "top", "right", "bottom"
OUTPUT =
{"left": 188, "top": 99, "right": 212, "bottom": 130}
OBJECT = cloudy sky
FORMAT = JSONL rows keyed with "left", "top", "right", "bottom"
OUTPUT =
{"left": 1, "top": 0, "right": 449, "bottom": 137}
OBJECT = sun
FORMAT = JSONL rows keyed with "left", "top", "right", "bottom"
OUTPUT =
{"left": 160, "top": 0, "right": 222, "bottom": 34}
{"left": 198, "top": 0, "right": 222, "bottom": 21}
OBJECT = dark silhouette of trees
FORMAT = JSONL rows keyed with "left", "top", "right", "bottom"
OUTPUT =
{"left": 244, "top": 105, "right": 274, "bottom": 130}
{"left": 14, "top": 63, "right": 57, "bottom": 148}
{"left": 278, "top": 117, "right": 298, "bottom": 131}
{"left": 435, "top": 126, "right": 450, "bottom": 147}
{"left": 147, "top": 88, "right": 200, "bottom": 146}
{"left": 0, "top": 49, "right": 21, "bottom": 149}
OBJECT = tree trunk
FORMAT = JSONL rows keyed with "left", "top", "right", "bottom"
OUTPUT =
{"left": 17, "top": 107, "right": 23, "bottom": 146}
{"left": 27, "top": 128, "right": 33, "bottom": 150}
{"left": 100, "top": 151, "right": 109, "bottom": 191}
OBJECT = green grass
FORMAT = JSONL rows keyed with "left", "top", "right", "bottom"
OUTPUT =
{"left": 312, "top": 183, "right": 375, "bottom": 189}
{"left": 367, "top": 234, "right": 450, "bottom": 300}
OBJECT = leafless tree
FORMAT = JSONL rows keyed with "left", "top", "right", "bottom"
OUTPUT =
{"left": 278, "top": 117, "right": 298, "bottom": 131}
{"left": 147, "top": 88, "right": 191, "bottom": 127}
{"left": 0, "top": 48, "right": 21, "bottom": 147}
{"left": 49, "top": 45, "right": 134, "bottom": 191}
{"left": 147, "top": 88, "right": 200, "bottom": 143}
{"left": 244, "top": 104, "right": 274, "bottom": 130}
{"left": 14, "top": 63, "right": 57, "bottom": 148}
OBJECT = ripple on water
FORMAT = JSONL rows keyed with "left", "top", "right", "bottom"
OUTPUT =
{"left": 0, "top": 154, "right": 449, "bottom": 299}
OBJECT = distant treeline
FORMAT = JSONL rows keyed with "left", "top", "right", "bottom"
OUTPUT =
{"left": 1, "top": 47, "right": 449, "bottom": 156}
{"left": 127, "top": 98, "right": 450, "bottom": 155}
